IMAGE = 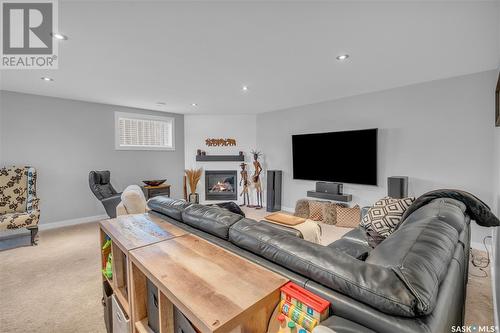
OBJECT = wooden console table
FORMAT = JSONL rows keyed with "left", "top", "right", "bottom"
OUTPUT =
{"left": 99, "top": 213, "right": 188, "bottom": 329}
{"left": 129, "top": 234, "right": 289, "bottom": 333}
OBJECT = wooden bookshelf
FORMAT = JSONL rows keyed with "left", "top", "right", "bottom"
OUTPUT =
{"left": 99, "top": 213, "right": 189, "bottom": 331}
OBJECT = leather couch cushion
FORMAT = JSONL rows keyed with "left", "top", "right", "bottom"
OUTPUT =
{"left": 182, "top": 204, "right": 243, "bottom": 239}
{"left": 327, "top": 238, "right": 371, "bottom": 260}
{"left": 229, "top": 219, "right": 424, "bottom": 317}
{"left": 397, "top": 198, "right": 466, "bottom": 234}
{"left": 147, "top": 196, "right": 191, "bottom": 221}
{"left": 366, "top": 214, "right": 459, "bottom": 315}
{"left": 341, "top": 228, "right": 369, "bottom": 246}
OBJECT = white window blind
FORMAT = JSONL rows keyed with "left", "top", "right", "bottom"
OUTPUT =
{"left": 115, "top": 112, "right": 175, "bottom": 150}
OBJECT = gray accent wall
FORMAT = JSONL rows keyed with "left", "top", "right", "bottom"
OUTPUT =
{"left": 0, "top": 91, "right": 185, "bottom": 225}
{"left": 256, "top": 70, "right": 498, "bottom": 246}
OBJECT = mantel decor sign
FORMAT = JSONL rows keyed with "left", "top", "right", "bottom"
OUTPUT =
{"left": 205, "top": 138, "right": 237, "bottom": 146}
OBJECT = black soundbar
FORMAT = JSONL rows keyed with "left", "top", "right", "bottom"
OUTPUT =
{"left": 306, "top": 191, "right": 352, "bottom": 202}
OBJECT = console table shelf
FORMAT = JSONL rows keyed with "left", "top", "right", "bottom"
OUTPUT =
{"left": 196, "top": 155, "right": 244, "bottom": 162}
{"left": 99, "top": 214, "right": 189, "bottom": 332}
{"left": 307, "top": 190, "right": 352, "bottom": 202}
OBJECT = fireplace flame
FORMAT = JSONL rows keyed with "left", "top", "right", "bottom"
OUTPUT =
{"left": 210, "top": 181, "right": 233, "bottom": 192}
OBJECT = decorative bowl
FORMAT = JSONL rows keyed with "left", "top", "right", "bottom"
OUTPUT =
{"left": 142, "top": 179, "right": 167, "bottom": 187}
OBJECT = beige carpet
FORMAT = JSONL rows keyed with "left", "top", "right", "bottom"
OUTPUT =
{"left": 0, "top": 222, "right": 106, "bottom": 333}
{"left": 0, "top": 218, "right": 494, "bottom": 332}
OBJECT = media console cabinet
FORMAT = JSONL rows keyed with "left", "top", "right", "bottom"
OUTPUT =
{"left": 99, "top": 213, "right": 289, "bottom": 333}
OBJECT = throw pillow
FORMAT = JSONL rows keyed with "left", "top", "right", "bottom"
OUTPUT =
{"left": 361, "top": 197, "right": 415, "bottom": 237}
{"left": 336, "top": 205, "right": 361, "bottom": 228}
{"left": 213, "top": 202, "right": 245, "bottom": 217}
{"left": 294, "top": 199, "right": 310, "bottom": 219}
{"left": 309, "top": 201, "right": 324, "bottom": 221}
{"left": 121, "top": 185, "right": 147, "bottom": 214}
{"left": 322, "top": 202, "right": 349, "bottom": 225}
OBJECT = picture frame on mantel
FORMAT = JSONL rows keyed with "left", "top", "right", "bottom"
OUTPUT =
{"left": 496, "top": 71, "right": 500, "bottom": 127}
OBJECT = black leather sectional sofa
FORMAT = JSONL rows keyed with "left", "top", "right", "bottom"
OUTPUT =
{"left": 147, "top": 196, "right": 471, "bottom": 333}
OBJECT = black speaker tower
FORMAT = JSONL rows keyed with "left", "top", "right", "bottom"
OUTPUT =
{"left": 266, "top": 170, "right": 282, "bottom": 212}
{"left": 387, "top": 176, "right": 408, "bottom": 199}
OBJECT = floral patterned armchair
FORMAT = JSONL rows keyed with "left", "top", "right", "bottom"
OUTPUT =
{"left": 0, "top": 166, "right": 40, "bottom": 245}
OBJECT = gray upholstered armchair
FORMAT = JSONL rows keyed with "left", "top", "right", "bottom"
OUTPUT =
{"left": 89, "top": 170, "right": 122, "bottom": 218}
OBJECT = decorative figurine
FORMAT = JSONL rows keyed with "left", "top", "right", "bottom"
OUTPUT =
{"left": 251, "top": 150, "right": 263, "bottom": 209}
{"left": 239, "top": 163, "right": 250, "bottom": 206}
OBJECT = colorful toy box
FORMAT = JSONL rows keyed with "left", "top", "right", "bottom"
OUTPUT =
{"left": 280, "top": 300, "right": 318, "bottom": 331}
{"left": 280, "top": 282, "right": 330, "bottom": 322}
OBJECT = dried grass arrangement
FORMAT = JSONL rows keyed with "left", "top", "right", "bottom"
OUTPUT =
{"left": 185, "top": 168, "right": 203, "bottom": 194}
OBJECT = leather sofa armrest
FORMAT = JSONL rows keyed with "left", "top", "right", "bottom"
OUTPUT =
{"left": 101, "top": 194, "right": 122, "bottom": 218}
{"left": 258, "top": 220, "right": 303, "bottom": 239}
{"left": 313, "top": 316, "right": 376, "bottom": 333}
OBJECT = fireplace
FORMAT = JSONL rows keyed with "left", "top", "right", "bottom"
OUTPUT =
{"left": 205, "top": 170, "right": 237, "bottom": 201}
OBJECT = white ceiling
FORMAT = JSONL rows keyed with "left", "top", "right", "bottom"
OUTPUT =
{"left": 1, "top": 1, "right": 499, "bottom": 114}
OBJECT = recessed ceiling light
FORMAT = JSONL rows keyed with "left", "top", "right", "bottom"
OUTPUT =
{"left": 336, "top": 54, "right": 349, "bottom": 61}
{"left": 242, "top": 85, "right": 249, "bottom": 92}
{"left": 51, "top": 33, "right": 68, "bottom": 40}
{"left": 191, "top": 103, "right": 198, "bottom": 107}
{"left": 41, "top": 77, "right": 54, "bottom": 81}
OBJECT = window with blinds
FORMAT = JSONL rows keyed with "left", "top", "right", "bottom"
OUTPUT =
{"left": 115, "top": 112, "right": 175, "bottom": 150}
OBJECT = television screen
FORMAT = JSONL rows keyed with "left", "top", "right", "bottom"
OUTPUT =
{"left": 292, "top": 128, "right": 377, "bottom": 185}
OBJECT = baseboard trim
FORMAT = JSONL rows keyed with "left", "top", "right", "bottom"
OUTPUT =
{"left": 39, "top": 215, "right": 108, "bottom": 231}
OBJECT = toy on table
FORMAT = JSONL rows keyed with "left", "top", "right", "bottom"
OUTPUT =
{"left": 287, "top": 321, "right": 296, "bottom": 333}
{"left": 280, "top": 300, "right": 317, "bottom": 331}
{"left": 102, "top": 252, "right": 113, "bottom": 279}
{"left": 101, "top": 238, "right": 113, "bottom": 279}
{"left": 278, "top": 314, "right": 287, "bottom": 333}
{"left": 280, "top": 282, "right": 330, "bottom": 321}
{"left": 278, "top": 282, "right": 330, "bottom": 333}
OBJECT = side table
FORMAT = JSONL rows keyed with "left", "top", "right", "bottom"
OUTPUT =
{"left": 141, "top": 184, "right": 171, "bottom": 200}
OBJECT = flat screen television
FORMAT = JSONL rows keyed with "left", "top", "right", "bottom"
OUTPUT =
{"left": 292, "top": 128, "right": 377, "bottom": 185}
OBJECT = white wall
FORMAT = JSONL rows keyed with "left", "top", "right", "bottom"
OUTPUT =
{"left": 0, "top": 91, "right": 185, "bottom": 225}
{"left": 257, "top": 70, "right": 498, "bottom": 245}
{"left": 184, "top": 114, "right": 256, "bottom": 204}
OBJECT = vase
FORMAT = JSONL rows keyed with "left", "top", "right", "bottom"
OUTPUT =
{"left": 188, "top": 193, "right": 199, "bottom": 204}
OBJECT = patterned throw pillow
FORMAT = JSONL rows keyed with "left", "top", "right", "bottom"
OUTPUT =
{"left": 336, "top": 205, "right": 361, "bottom": 228}
{"left": 322, "top": 202, "right": 349, "bottom": 225}
{"left": 294, "top": 199, "right": 310, "bottom": 219}
{"left": 309, "top": 201, "right": 324, "bottom": 221}
{"left": 361, "top": 197, "right": 415, "bottom": 237}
